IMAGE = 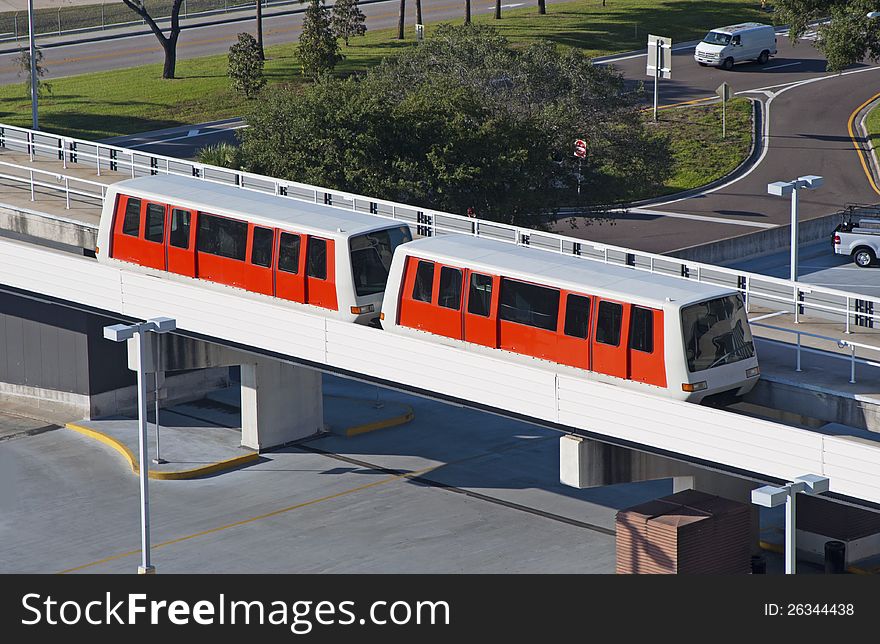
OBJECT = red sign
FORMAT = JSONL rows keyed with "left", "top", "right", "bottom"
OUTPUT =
{"left": 573, "top": 139, "right": 587, "bottom": 159}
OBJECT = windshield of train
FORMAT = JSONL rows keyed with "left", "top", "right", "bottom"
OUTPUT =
{"left": 702, "top": 31, "right": 731, "bottom": 46}
{"left": 681, "top": 295, "right": 755, "bottom": 372}
{"left": 350, "top": 226, "right": 413, "bottom": 297}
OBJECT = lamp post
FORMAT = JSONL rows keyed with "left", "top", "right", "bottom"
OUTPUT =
{"left": 767, "top": 175, "right": 824, "bottom": 282}
{"left": 27, "top": 0, "right": 38, "bottom": 130}
{"left": 751, "top": 474, "right": 830, "bottom": 574}
{"left": 104, "top": 317, "right": 176, "bottom": 575}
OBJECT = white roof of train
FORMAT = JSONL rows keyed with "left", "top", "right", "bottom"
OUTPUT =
{"left": 401, "top": 235, "right": 736, "bottom": 308}
{"left": 110, "top": 175, "right": 404, "bottom": 238}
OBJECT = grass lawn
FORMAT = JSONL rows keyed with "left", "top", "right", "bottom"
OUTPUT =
{"left": 865, "top": 102, "right": 880, "bottom": 152}
{"left": 648, "top": 97, "right": 754, "bottom": 198}
{"left": 0, "top": 0, "right": 765, "bottom": 193}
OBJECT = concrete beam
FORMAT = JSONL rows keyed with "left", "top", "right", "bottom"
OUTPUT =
{"left": 240, "top": 360, "right": 323, "bottom": 451}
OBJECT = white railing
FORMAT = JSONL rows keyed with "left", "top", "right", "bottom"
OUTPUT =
{"left": 751, "top": 316, "right": 880, "bottom": 384}
{"left": 1, "top": 121, "right": 879, "bottom": 340}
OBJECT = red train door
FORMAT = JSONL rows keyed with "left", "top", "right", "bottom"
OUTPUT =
{"left": 556, "top": 293, "right": 591, "bottom": 370}
{"left": 398, "top": 256, "right": 435, "bottom": 330}
{"left": 591, "top": 298, "right": 630, "bottom": 379}
{"left": 628, "top": 307, "right": 667, "bottom": 387}
{"left": 166, "top": 207, "right": 196, "bottom": 277}
{"left": 276, "top": 231, "right": 305, "bottom": 303}
{"left": 110, "top": 194, "right": 143, "bottom": 264}
{"left": 464, "top": 271, "right": 497, "bottom": 348}
{"left": 304, "top": 236, "right": 338, "bottom": 310}
{"left": 430, "top": 264, "right": 464, "bottom": 340}
{"left": 110, "top": 195, "right": 166, "bottom": 270}
{"left": 139, "top": 201, "right": 168, "bottom": 270}
{"left": 243, "top": 225, "right": 275, "bottom": 296}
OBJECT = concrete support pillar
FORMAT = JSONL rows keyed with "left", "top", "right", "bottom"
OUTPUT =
{"left": 240, "top": 360, "right": 323, "bottom": 451}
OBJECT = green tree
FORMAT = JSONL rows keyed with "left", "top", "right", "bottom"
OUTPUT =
{"left": 773, "top": 0, "right": 880, "bottom": 71}
{"left": 16, "top": 47, "right": 51, "bottom": 100}
{"left": 331, "top": 0, "right": 367, "bottom": 46}
{"left": 298, "top": 0, "right": 343, "bottom": 78}
{"left": 228, "top": 33, "right": 266, "bottom": 99}
{"left": 241, "top": 24, "right": 669, "bottom": 225}
{"left": 121, "top": 0, "right": 183, "bottom": 79}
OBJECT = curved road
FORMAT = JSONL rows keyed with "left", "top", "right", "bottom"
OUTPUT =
{"left": 554, "top": 34, "right": 880, "bottom": 254}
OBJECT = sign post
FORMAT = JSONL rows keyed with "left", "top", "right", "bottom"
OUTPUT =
{"left": 415, "top": 24, "right": 424, "bottom": 42}
{"left": 646, "top": 34, "right": 672, "bottom": 122}
{"left": 573, "top": 139, "right": 587, "bottom": 196}
{"left": 716, "top": 82, "right": 731, "bottom": 139}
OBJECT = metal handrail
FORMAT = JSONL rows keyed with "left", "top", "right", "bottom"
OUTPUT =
{"left": 1, "top": 121, "right": 880, "bottom": 331}
{"left": 750, "top": 319, "right": 880, "bottom": 384}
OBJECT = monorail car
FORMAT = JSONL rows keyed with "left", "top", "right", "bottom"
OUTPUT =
{"left": 380, "top": 236, "right": 760, "bottom": 402}
{"left": 96, "top": 175, "right": 412, "bottom": 324}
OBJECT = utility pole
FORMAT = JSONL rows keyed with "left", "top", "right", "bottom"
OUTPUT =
{"left": 27, "top": 0, "right": 38, "bottom": 130}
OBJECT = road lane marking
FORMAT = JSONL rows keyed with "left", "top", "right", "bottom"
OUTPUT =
{"left": 628, "top": 207, "right": 776, "bottom": 228}
{"left": 127, "top": 124, "right": 248, "bottom": 148}
{"left": 848, "top": 91, "right": 880, "bottom": 196}
{"left": 764, "top": 61, "right": 801, "bottom": 70}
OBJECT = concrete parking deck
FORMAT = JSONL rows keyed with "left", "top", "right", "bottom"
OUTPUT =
{"left": 65, "top": 376, "right": 414, "bottom": 480}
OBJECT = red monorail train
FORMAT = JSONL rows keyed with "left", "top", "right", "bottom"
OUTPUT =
{"left": 97, "top": 175, "right": 760, "bottom": 403}
{"left": 380, "top": 236, "right": 760, "bottom": 403}
{"left": 96, "top": 175, "right": 412, "bottom": 325}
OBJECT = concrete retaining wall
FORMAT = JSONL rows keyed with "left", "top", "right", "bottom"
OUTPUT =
{"left": 669, "top": 212, "right": 843, "bottom": 266}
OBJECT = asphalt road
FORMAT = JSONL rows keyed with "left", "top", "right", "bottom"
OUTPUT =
{"left": 553, "top": 31, "right": 880, "bottom": 255}
{"left": 0, "top": 0, "right": 536, "bottom": 84}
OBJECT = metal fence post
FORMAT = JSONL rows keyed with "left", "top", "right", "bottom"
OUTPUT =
{"left": 57, "top": 8, "right": 61, "bottom": 36}
{"left": 845, "top": 296, "right": 851, "bottom": 334}
{"left": 796, "top": 333, "right": 802, "bottom": 372}
{"left": 101, "top": 2, "right": 105, "bottom": 30}
{"left": 130, "top": 150, "right": 135, "bottom": 177}
{"left": 65, "top": 177, "right": 69, "bottom": 209}
{"left": 29, "top": 169, "right": 34, "bottom": 201}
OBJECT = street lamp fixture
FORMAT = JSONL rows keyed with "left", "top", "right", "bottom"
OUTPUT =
{"left": 751, "top": 473, "right": 830, "bottom": 574}
{"left": 767, "top": 175, "right": 824, "bottom": 282}
{"left": 868, "top": 11, "right": 880, "bottom": 19}
{"left": 104, "top": 316, "right": 177, "bottom": 575}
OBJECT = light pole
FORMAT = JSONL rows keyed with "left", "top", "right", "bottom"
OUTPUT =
{"left": 767, "top": 175, "right": 824, "bottom": 282}
{"left": 104, "top": 317, "right": 177, "bottom": 575}
{"left": 751, "top": 474, "right": 830, "bottom": 574}
{"left": 27, "top": 0, "right": 38, "bottom": 130}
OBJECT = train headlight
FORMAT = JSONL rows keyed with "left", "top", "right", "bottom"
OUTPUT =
{"left": 350, "top": 304, "right": 376, "bottom": 315}
{"left": 681, "top": 381, "right": 708, "bottom": 392}
{"left": 746, "top": 366, "right": 760, "bottom": 378}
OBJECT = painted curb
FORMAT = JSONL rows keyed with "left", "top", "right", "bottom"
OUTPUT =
{"left": 65, "top": 422, "right": 257, "bottom": 479}
{"left": 345, "top": 408, "right": 415, "bottom": 437}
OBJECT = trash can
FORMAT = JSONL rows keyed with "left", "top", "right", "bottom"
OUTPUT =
{"left": 824, "top": 541, "right": 846, "bottom": 574}
{"left": 750, "top": 555, "right": 766, "bottom": 574}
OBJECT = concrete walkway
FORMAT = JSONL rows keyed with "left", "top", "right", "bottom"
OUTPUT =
{"left": 65, "top": 375, "right": 414, "bottom": 480}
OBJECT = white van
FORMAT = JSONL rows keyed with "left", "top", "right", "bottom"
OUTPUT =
{"left": 694, "top": 23, "right": 777, "bottom": 70}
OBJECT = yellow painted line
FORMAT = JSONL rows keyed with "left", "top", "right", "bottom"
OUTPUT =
{"left": 847, "top": 91, "right": 880, "bottom": 197}
{"left": 65, "top": 422, "right": 257, "bottom": 480}
{"left": 759, "top": 539, "right": 784, "bottom": 554}
{"left": 345, "top": 407, "right": 414, "bottom": 437}
{"left": 58, "top": 460, "right": 442, "bottom": 574}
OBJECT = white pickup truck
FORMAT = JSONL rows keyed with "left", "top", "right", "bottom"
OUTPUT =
{"left": 833, "top": 218, "right": 880, "bottom": 267}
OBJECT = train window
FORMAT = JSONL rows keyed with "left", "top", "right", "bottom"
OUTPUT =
{"left": 251, "top": 227, "right": 274, "bottom": 268}
{"left": 145, "top": 203, "right": 165, "bottom": 243}
{"left": 349, "top": 226, "right": 413, "bottom": 297}
{"left": 499, "top": 278, "right": 559, "bottom": 331}
{"left": 564, "top": 294, "right": 591, "bottom": 339}
{"left": 630, "top": 306, "right": 654, "bottom": 353}
{"left": 307, "top": 237, "right": 327, "bottom": 280}
{"left": 438, "top": 267, "right": 462, "bottom": 310}
{"left": 121, "top": 197, "right": 141, "bottom": 237}
{"left": 197, "top": 213, "right": 247, "bottom": 261}
{"left": 467, "top": 273, "right": 493, "bottom": 317}
{"left": 681, "top": 295, "right": 755, "bottom": 372}
{"left": 278, "top": 233, "right": 301, "bottom": 273}
{"left": 596, "top": 301, "right": 623, "bottom": 346}
{"left": 412, "top": 260, "right": 435, "bottom": 303}
{"left": 169, "top": 209, "right": 191, "bottom": 249}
